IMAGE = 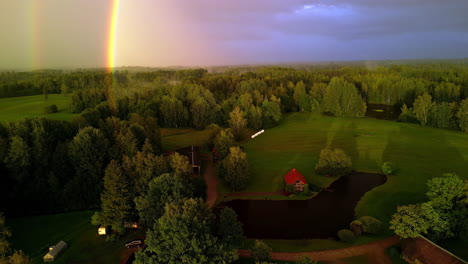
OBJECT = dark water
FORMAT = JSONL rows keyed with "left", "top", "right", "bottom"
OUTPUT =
{"left": 222, "top": 172, "right": 386, "bottom": 239}
{"left": 366, "top": 104, "right": 400, "bottom": 120}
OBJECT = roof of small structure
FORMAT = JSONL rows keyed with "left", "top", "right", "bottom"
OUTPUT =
{"left": 284, "top": 168, "right": 307, "bottom": 185}
{"left": 46, "top": 241, "right": 67, "bottom": 258}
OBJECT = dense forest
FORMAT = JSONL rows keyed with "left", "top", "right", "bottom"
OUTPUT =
{"left": 0, "top": 62, "right": 467, "bottom": 217}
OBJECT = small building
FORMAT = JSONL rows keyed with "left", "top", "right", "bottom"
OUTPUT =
{"left": 284, "top": 168, "right": 307, "bottom": 192}
{"left": 98, "top": 226, "right": 107, "bottom": 235}
{"left": 166, "top": 146, "right": 201, "bottom": 176}
{"left": 43, "top": 241, "right": 67, "bottom": 262}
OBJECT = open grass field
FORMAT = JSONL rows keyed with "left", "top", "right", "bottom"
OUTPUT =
{"left": 0, "top": 94, "right": 77, "bottom": 122}
{"left": 161, "top": 127, "right": 215, "bottom": 151}
{"left": 8, "top": 211, "right": 145, "bottom": 264}
{"left": 240, "top": 113, "right": 468, "bottom": 221}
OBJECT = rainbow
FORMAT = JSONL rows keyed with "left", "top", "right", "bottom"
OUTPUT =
{"left": 107, "top": 0, "right": 120, "bottom": 71}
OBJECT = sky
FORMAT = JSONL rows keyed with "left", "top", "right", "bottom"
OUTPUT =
{"left": 0, "top": 0, "right": 467, "bottom": 70}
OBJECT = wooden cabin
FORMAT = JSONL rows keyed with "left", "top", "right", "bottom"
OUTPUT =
{"left": 284, "top": 168, "right": 307, "bottom": 192}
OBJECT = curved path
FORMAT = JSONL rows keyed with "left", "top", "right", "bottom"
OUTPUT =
{"left": 224, "top": 190, "right": 287, "bottom": 197}
{"left": 238, "top": 236, "right": 399, "bottom": 263}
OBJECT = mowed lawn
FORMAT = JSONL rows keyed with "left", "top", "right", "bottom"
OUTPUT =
{"left": 8, "top": 211, "right": 144, "bottom": 264}
{"left": 240, "top": 113, "right": 468, "bottom": 229}
{"left": 0, "top": 94, "right": 77, "bottom": 122}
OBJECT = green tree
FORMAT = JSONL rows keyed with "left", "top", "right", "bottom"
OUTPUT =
{"left": 261, "top": 99, "right": 282, "bottom": 128}
{"left": 97, "top": 160, "right": 133, "bottom": 233}
{"left": 134, "top": 173, "right": 194, "bottom": 227}
{"left": 4, "top": 136, "right": 30, "bottom": 183}
{"left": 7, "top": 250, "right": 31, "bottom": 264}
{"left": 337, "top": 229, "right": 356, "bottom": 242}
{"left": 350, "top": 220, "right": 364, "bottom": 236}
{"left": 429, "top": 102, "right": 453, "bottom": 129}
{"left": 413, "top": 93, "right": 434, "bottom": 126}
{"left": 250, "top": 240, "right": 271, "bottom": 262}
{"left": 247, "top": 105, "right": 263, "bottom": 130}
{"left": 323, "top": 77, "right": 366, "bottom": 117}
{"left": 135, "top": 198, "right": 237, "bottom": 264}
{"left": 293, "top": 81, "right": 310, "bottom": 112}
{"left": 315, "top": 148, "right": 352, "bottom": 176}
{"left": 390, "top": 204, "right": 432, "bottom": 238}
{"left": 222, "top": 147, "right": 249, "bottom": 191}
{"left": 168, "top": 152, "right": 192, "bottom": 177}
{"left": 457, "top": 98, "right": 468, "bottom": 132}
{"left": 214, "top": 129, "right": 236, "bottom": 160}
{"left": 217, "top": 207, "right": 244, "bottom": 249}
{"left": 0, "top": 213, "right": 11, "bottom": 256}
{"left": 229, "top": 107, "right": 247, "bottom": 140}
{"left": 358, "top": 216, "right": 383, "bottom": 234}
{"left": 381, "top": 162, "right": 393, "bottom": 176}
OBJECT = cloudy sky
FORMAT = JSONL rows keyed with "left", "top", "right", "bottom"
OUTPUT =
{"left": 0, "top": 0, "right": 467, "bottom": 69}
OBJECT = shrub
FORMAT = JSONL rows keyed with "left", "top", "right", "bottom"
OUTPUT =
{"left": 315, "top": 148, "right": 352, "bottom": 176}
{"left": 359, "top": 216, "right": 383, "bottom": 234}
{"left": 337, "top": 229, "right": 356, "bottom": 242}
{"left": 350, "top": 220, "right": 364, "bottom": 236}
{"left": 43, "top": 104, "right": 58, "bottom": 114}
{"left": 381, "top": 162, "right": 393, "bottom": 175}
{"left": 250, "top": 240, "right": 271, "bottom": 262}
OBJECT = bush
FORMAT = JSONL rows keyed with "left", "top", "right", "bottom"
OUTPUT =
{"left": 315, "top": 148, "right": 352, "bottom": 176}
{"left": 250, "top": 240, "right": 271, "bottom": 262}
{"left": 105, "top": 233, "right": 119, "bottom": 242}
{"left": 359, "top": 216, "right": 383, "bottom": 234}
{"left": 350, "top": 220, "right": 364, "bottom": 236}
{"left": 337, "top": 229, "right": 356, "bottom": 242}
{"left": 43, "top": 104, "right": 58, "bottom": 114}
{"left": 381, "top": 162, "right": 393, "bottom": 175}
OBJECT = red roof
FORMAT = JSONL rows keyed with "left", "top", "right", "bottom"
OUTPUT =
{"left": 284, "top": 168, "right": 307, "bottom": 185}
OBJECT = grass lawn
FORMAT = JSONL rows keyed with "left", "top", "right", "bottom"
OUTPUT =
{"left": 225, "top": 112, "right": 468, "bottom": 252}
{"left": 8, "top": 211, "right": 145, "bottom": 264}
{"left": 0, "top": 94, "right": 76, "bottom": 122}
{"left": 161, "top": 127, "right": 214, "bottom": 151}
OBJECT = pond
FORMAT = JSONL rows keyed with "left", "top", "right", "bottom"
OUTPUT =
{"left": 222, "top": 172, "right": 386, "bottom": 239}
{"left": 366, "top": 104, "right": 400, "bottom": 120}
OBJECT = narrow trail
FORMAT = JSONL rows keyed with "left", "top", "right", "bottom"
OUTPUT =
{"left": 238, "top": 236, "right": 399, "bottom": 262}
{"left": 201, "top": 153, "right": 218, "bottom": 208}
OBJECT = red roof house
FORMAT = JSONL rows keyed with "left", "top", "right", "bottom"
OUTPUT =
{"left": 284, "top": 168, "right": 307, "bottom": 192}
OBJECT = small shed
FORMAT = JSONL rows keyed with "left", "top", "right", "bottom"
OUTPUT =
{"left": 284, "top": 168, "right": 307, "bottom": 192}
{"left": 98, "top": 226, "right": 107, "bottom": 235}
{"left": 43, "top": 241, "right": 67, "bottom": 262}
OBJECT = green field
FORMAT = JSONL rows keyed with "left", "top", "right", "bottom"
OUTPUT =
{"left": 0, "top": 94, "right": 76, "bottom": 122}
{"left": 8, "top": 211, "right": 144, "bottom": 264}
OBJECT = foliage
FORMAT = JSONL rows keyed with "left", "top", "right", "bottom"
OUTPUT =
{"left": 134, "top": 173, "right": 195, "bottom": 227}
{"left": 168, "top": 152, "right": 192, "bottom": 177}
{"left": 98, "top": 160, "right": 133, "bottom": 233}
{"left": 229, "top": 106, "right": 247, "bottom": 140}
{"left": 358, "top": 216, "right": 383, "bottom": 234}
{"left": 43, "top": 104, "right": 58, "bottom": 114}
{"left": 135, "top": 198, "right": 238, "bottom": 264}
{"left": 315, "top": 148, "right": 352, "bottom": 177}
{"left": 222, "top": 146, "right": 250, "bottom": 191}
{"left": 381, "top": 162, "right": 393, "bottom": 175}
{"left": 398, "top": 104, "right": 418, "bottom": 123}
{"left": 0, "top": 213, "right": 11, "bottom": 256}
{"left": 337, "top": 229, "right": 356, "bottom": 242}
{"left": 214, "top": 129, "right": 236, "bottom": 160}
{"left": 413, "top": 93, "right": 435, "bottom": 126}
{"left": 457, "top": 98, "right": 468, "bottom": 132}
{"left": 350, "top": 220, "right": 364, "bottom": 236}
{"left": 250, "top": 240, "right": 272, "bottom": 262}
{"left": 217, "top": 207, "right": 244, "bottom": 249}
{"left": 323, "top": 77, "right": 366, "bottom": 117}
{"left": 390, "top": 173, "right": 467, "bottom": 240}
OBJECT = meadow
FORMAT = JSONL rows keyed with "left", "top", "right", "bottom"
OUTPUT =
{"left": 8, "top": 211, "right": 144, "bottom": 264}
{"left": 0, "top": 94, "right": 76, "bottom": 122}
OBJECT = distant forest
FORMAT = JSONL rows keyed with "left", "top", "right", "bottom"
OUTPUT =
{"left": 0, "top": 62, "right": 467, "bottom": 216}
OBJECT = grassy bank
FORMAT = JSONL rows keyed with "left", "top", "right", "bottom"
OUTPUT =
{"left": 0, "top": 94, "right": 76, "bottom": 122}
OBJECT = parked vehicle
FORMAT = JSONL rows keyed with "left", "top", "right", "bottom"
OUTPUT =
{"left": 125, "top": 239, "right": 143, "bottom": 248}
